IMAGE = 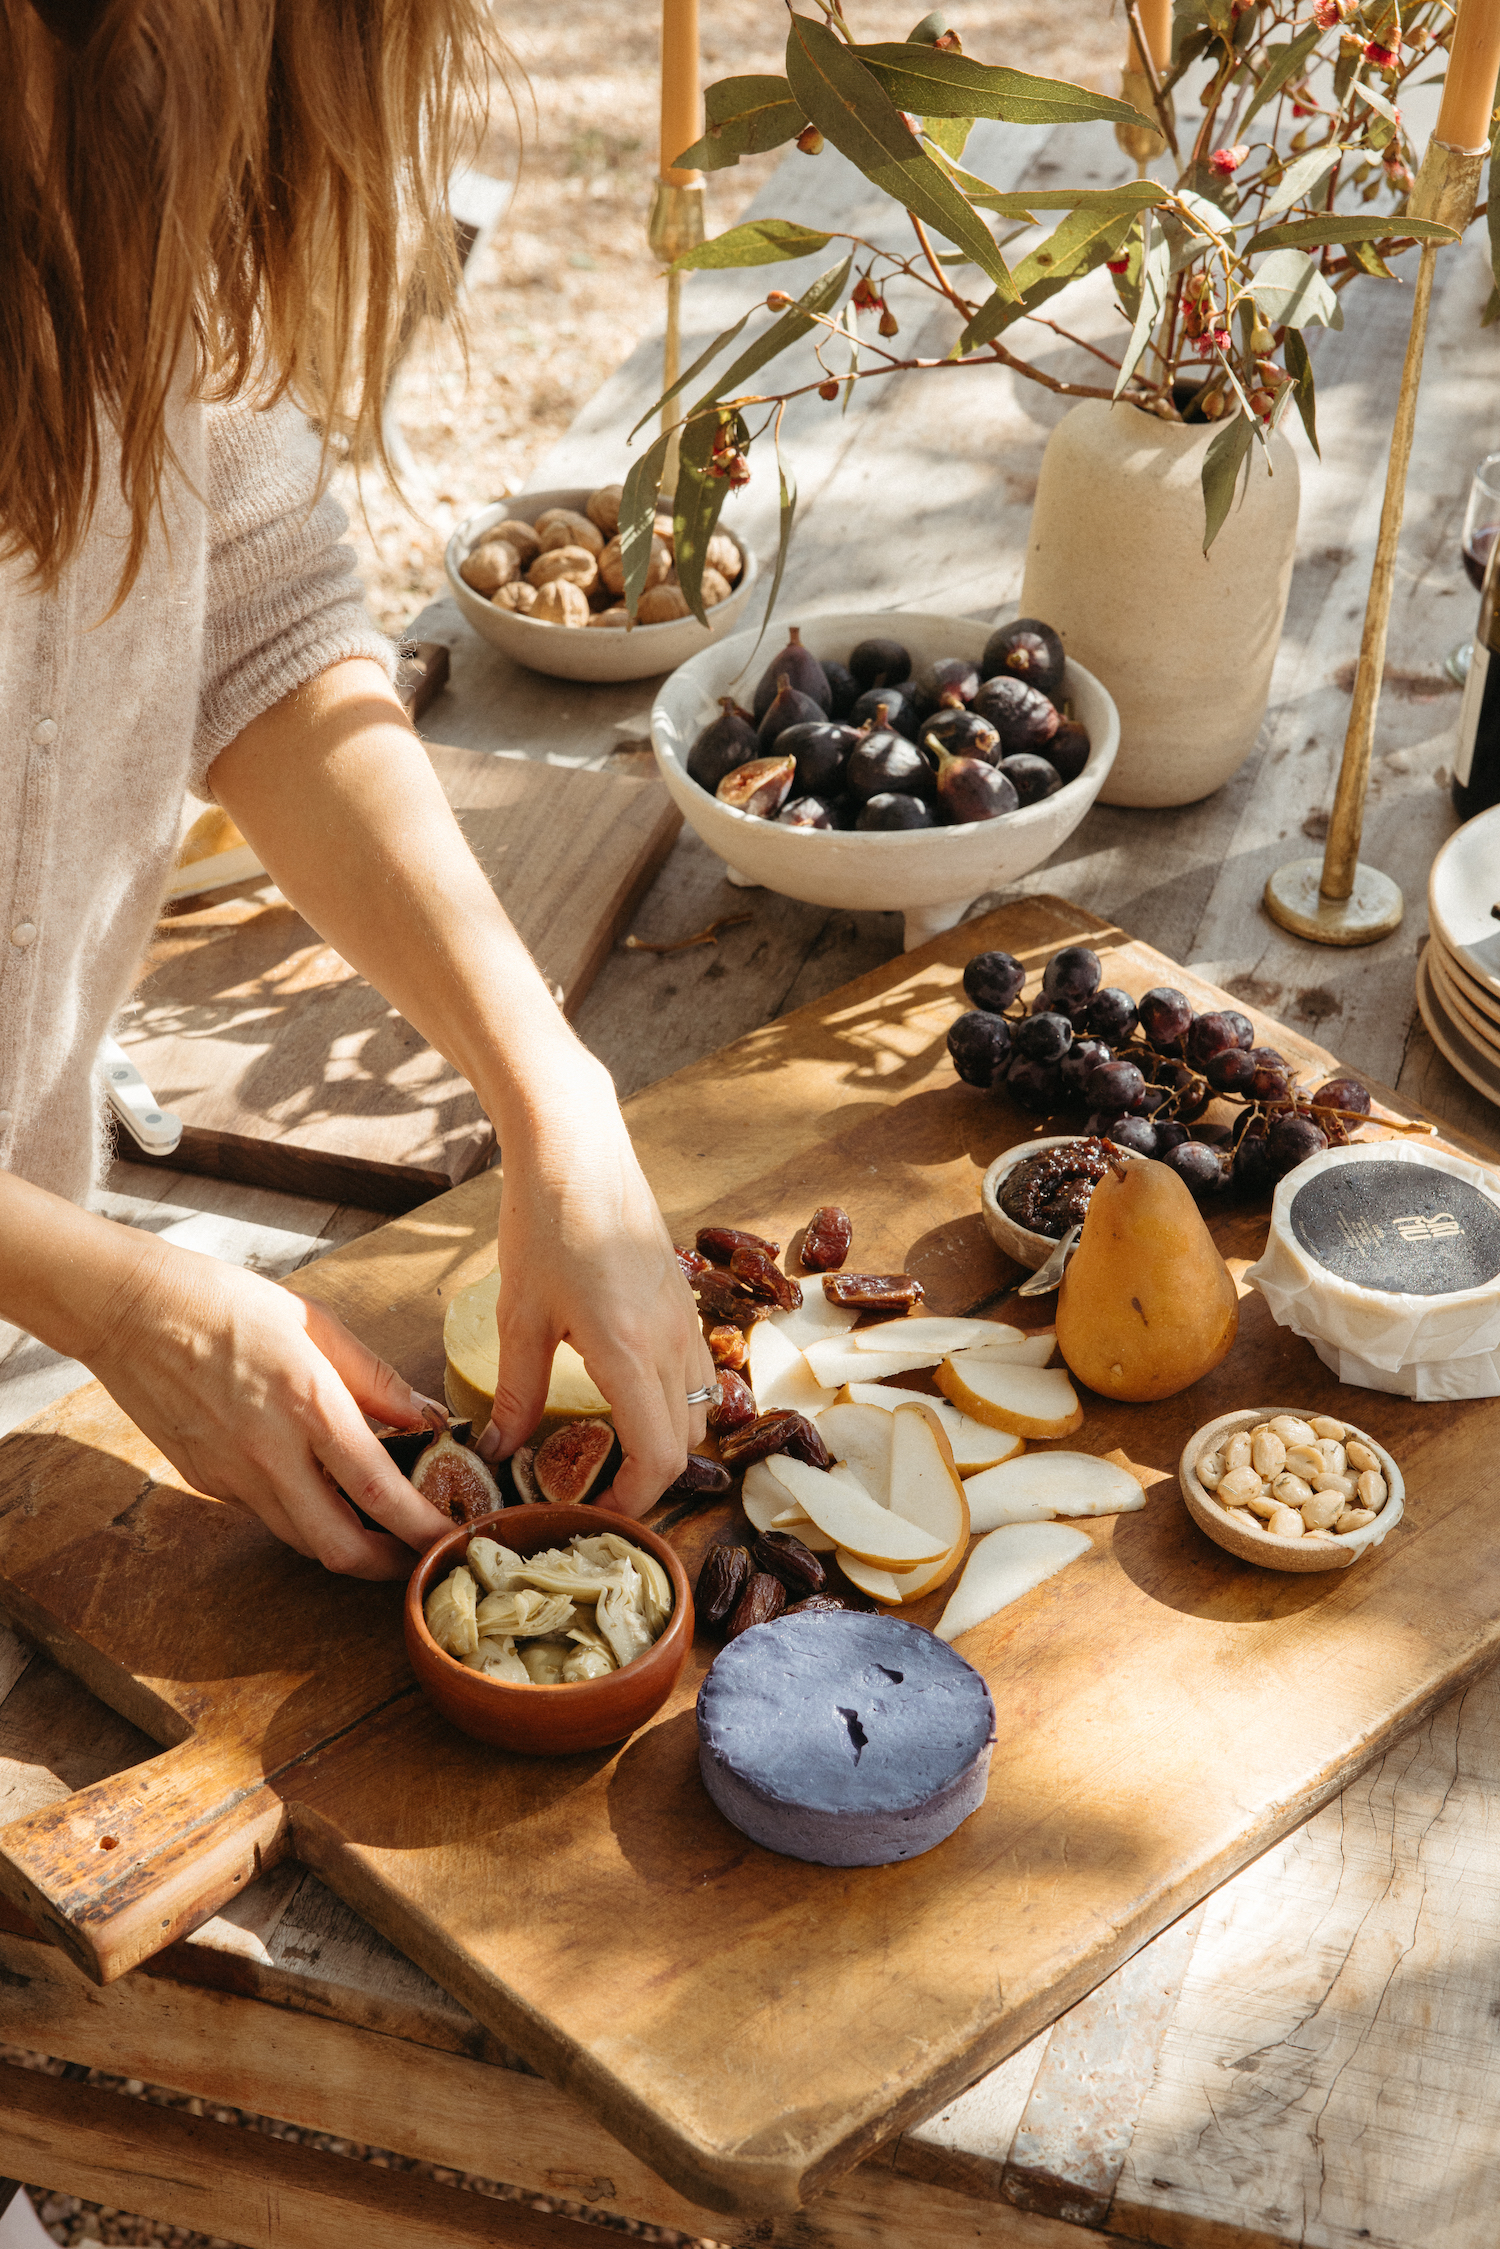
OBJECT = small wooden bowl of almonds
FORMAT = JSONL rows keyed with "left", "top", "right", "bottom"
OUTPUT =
{"left": 1178, "top": 1406, "right": 1404, "bottom": 1573}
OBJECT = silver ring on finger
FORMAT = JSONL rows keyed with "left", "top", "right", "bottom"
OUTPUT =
{"left": 686, "top": 1382, "right": 722, "bottom": 1407}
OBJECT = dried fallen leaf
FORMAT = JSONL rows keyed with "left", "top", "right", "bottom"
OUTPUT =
{"left": 621, "top": 913, "right": 751, "bottom": 954}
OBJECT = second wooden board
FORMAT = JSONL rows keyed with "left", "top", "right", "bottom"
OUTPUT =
{"left": 118, "top": 747, "right": 680, "bottom": 1211}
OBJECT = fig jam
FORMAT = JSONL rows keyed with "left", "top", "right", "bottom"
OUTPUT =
{"left": 1000, "top": 1137, "right": 1116, "bottom": 1237}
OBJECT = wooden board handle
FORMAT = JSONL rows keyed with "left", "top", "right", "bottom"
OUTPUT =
{"left": 0, "top": 1740, "right": 289, "bottom": 1984}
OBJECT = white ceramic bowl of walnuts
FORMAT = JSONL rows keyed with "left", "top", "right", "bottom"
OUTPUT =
{"left": 444, "top": 484, "right": 758, "bottom": 683}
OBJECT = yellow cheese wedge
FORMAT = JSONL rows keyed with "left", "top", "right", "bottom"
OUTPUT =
{"left": 442, "top": 1268, "right": 610, "bottom": 1431}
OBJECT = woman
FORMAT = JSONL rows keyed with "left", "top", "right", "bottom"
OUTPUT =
{"left": 0, "top": 0, "right": 714, "bottom": 1576}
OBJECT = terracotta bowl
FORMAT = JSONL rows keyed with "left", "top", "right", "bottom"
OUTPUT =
{"left": 404, "top": 1504, "right": 694, "bottom": 1753}
{"left": 980, "top": 1136, "right": 1144, "bottom": 1271}
{"left": 1178, "top": 1407, "right": 1404, "bottom": 1575}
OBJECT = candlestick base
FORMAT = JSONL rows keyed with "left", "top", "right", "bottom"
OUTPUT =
{"left": 647, "top": 178, "right": 706, "bottom": 267}
{"left": 1116, "top": 69, "right": 1171, "bottom": 161}
{"left": 1263, "top": 858, "right": 1404, "bottom": 947}
{"left": 1407, "top": 137, "right": 1489, "bottom": 232}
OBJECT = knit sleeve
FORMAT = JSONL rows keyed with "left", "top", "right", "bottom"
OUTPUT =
{"left": 191, "top": 398, "right": 397, "bottom": 796}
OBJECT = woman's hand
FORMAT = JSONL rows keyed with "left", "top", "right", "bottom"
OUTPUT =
{"left": 89, "top": 1238, "right": 454, "bottom": 1578}
{"left": 476, "top": 1058, "right": 715, "bottom": 1517}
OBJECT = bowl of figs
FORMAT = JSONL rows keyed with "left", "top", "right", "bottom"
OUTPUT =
{"left": 444, "top": 484, "right": 758, "bottom": 683}
{"left": 650, "top": 610, "right": 1118, "bottom": 949}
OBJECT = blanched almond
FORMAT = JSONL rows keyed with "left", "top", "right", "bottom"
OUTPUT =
{"left": 1301, "top": 1489, "right": 1344, "bottom": 1530}
{"left": 1310, "top": 1416, "right": 1347, "bottom": 1440}
{"left": 1265, "top": 1503, "right": 1305, "bottom": 1538}
{"left": 1271, "top": 1472, "right": 1314, "bottom": 1508}
{"left": 1224, "top": 1431, "right": 1253, "bottom": 1472}
{"left": 1219, "top": 1465, "right": 1264, "bottom": 1505}
{"left": 1357, "top": 1468, "right": 1387, "bottom": 1510}
{"left": 1251, "top": 1427, "right": 1286, "bottom": 1477}
{"left": 1346, "top": 1439, "right": 1381, "bottom": 1473}
{"left": 1268, "top": 1416, "right": 1317, "bottom": 1447}
{"left": 1336, "top": 1506, "right": 1377, "bottom": 1534}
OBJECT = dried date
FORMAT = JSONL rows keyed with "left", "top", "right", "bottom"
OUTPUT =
{"left": 691, "top": 1268, "right": 767, "bottom": 1326}
{"left": 696, "top": 1224, "right": 781, "bottom": 1265}
{"left": 663, "top": 1453, "right": 732, "bottom": 1499}
{"left": 717, "top": 1410, "right": 831, "bottom": 1472}
{"left": 783, "top": 1594, "right": 851, "bottom": 1617}
{"left": 706, "top": 1323, "right": 748, "bottom": 1371}
{"left": 801, "top": 1205, "right": 852, "bottom": 1272}
{"left": 675, "top": 1244, "right": 712, "bottom": 1281}
{"left": 752, "top": 1529, "right": 827, "bottom": 1598}
{"left": 779, "top": 1414, "right": 832, "bottom": 1470}
{"left": 729, "top": 1245, "right": 803, "bottom": 1312}
{"left": 696, "top": 1542, "right": 751, "bottom": 1625}
{"left": 708, "top": 1369, "right": 756, "bottom": 1433}
{"left": 726, "top": 1570, "right": 787, "bottom": 1640}
{"left": 822, "top": 1272, "right": 925, "bottom": 1312}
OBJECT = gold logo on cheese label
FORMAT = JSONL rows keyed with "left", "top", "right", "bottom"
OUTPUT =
{"left": 1392, "top": 1212, "right": 1464, "bottom": 1243}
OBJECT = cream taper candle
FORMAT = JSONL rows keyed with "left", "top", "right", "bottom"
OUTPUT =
{"left": 1435, "top": 0, "right": 1500, "bottom": 151}
{"left": 661, "top": 0, "right": 702, "bottom": 184}
{"left": 1127, "top": 0, "right": 1171, "bottom": 73}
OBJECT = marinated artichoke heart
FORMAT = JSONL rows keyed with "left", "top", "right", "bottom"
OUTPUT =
{"left": 424, "top": 1530, "right": 672, "bottom": 1687}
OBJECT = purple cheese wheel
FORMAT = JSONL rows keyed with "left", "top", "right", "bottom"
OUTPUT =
{"left": 696, "top": 1609, "right": 995, "bottom": 1866}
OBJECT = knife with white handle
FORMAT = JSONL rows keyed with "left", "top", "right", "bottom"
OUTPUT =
{"left": 97, "top": 1036, "right": 183, "bottom": 1157}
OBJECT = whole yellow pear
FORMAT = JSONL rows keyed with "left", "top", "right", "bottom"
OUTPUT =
{"left": 1055, "top": 1156, "right": 1239, "bottom": 1402}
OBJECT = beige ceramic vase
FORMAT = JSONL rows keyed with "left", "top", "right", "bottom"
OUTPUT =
{"left": 1020, "top": 400, "right": 1300, "bottom": 809}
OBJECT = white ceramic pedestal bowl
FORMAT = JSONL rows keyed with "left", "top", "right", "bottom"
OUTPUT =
{"left": 650, "top": 610, "right": 1119, "bottom": 951}
{"left": 444, "top": 489, "right": 759, "bottom": 684}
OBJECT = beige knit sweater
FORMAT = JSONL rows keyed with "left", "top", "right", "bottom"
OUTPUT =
{"left": 0, "top": 397, "right": 393, "bottom": 1206}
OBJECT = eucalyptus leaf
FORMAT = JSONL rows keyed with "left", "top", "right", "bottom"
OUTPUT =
{"left": 1163, "top": 22, "right": 1213, "bottom": 93}
{"left": 1247, "top": 247, "right": 1344, "bottom": 329}
{"left": 701, "top": 256, "right": 853, "bottom": 403}
{"left": 923, "top": 113, "right": 973, "bottom": 159}
{"left": 1010, "top": 206, "right": 1136, "bottom": 295}
{"left": 853, "top": 41, "right": 1149, "bottom": 127}
{"left": 628, "top": 309, "right": 754, "bottom": 442}
{"left": 1114, "top": 208, "right": 1172, "bottom": 398}
{"left": 1201, "top": 411, "right": 1254, "bottom": 553}
{"left": 1283, "top": 326, "right": 1320, "bottom": 455}
{"left": 1257, "top": 145, "right": 1345, "bottom": 227}
{"left": 676, "top": 75, "right": 805, "bottom": 171}
{"left": 620, "top": 430, "right": 673, "bottom": 617}
{"left": 1355, "top": 78, "right": 1402, "bottom": 127}
{"left": 786, "top": 17, "right": 1018, "bottom": 293}
{"left": 959, "top": 179, "right": 1168, "bottom": 217}
{"left": 1247, "top": 213, "right": 1458, "bottom": 252}
{"left": 1240, "top": 22, "right": 1321, "bottom": 128}
{"left": 672, "top": 220, "right": 834, "bottom": 271}
{"left": 1346, "top": 236, "right": 1397, "bottom": 278}
{"left": 672, "top": 416, "right": 733, "bottom": 625}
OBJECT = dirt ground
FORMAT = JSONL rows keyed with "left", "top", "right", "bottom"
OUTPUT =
{"left": 335, "top": 0, "right": 1123, "bottom": 633}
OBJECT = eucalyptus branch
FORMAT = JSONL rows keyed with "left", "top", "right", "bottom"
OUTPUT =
{"left": 1019, "top": 313, "right": 1126, "bottom": 374}
{"left": 908, "top": 212, "right": 981, "bottom": 322}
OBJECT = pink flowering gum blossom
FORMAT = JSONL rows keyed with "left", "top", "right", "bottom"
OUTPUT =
{"left": 1210, "top": 144, "right": 1249, "bottom": 174}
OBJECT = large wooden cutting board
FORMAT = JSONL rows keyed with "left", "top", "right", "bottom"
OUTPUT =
{"left": 119, "top": 746, "right": 680, "bottom": 1211}
{"left": 5, "top": 895, "right": 1500, "bottom": 2219}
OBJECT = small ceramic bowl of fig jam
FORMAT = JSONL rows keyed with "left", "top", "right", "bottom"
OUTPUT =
{"left": 980, "top": 1135, "right": 1142, "bottom": 1269}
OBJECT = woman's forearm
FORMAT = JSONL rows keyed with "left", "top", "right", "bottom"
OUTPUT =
{"left": 0, "top": 1170, "right": 154, "bottom": 1363}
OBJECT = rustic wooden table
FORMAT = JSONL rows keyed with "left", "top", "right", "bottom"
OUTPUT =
{"left": 4, "top": 102, "right": 1500, "bottom": 2249}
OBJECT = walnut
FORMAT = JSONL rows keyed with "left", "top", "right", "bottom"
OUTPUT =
{"left": 700, "top": 567, "right": 733, "bottom": 608}
{"left": 490, "top": 519, "right": 541, "bottom": 565}
{"left": 535, "top": 508, "right": 604, "bottom": 556}
{"left": 705, "top": 532, "right": 741, "bottom": 584}
{"left": 586, "top": 484, "right": 623, "bottom": 537}
{"left": 493, "top": 581, "right": 538, "bottom": 613}
{"left": 587, "top": 607, "right": 632, "bottom": 629}
{"left": 529, "top": 545, "right": 599, "bottom": 594}
{"left": 598, "top": 535, "right": 671, "bottom": 598}
{"left": 638, "top": 584, "right": 692, "bottom": 624}
{"left": 459, "top": 540, "right": 520, "bottom": 595}
{"left": 531, "top": 579, "right": 590, "bottom": 626}
{"left": 652, "top": 515, "right": 675, "bottom": 552}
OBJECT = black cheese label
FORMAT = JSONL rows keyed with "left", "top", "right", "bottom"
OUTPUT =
{"left": 1289, "top": 1161, "right": 1500, "bottom": 1296}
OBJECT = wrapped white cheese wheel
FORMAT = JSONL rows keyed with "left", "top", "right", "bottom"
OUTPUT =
{"left": 1246, "top": 1142, "right": 1500, "bottom": 1400}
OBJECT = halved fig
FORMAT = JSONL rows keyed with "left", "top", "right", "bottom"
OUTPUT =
{"left": 716, "top": 755, "right": 796, "bottom": 817}
{"left": 500, "top": 1443, "right": 538, "bottom": 1505}
{"left": 533, "top": 1418, "right": 620, "bottom": 1504}
{"left": 410, "top": 1431, "right": 504, "bottom": 1524}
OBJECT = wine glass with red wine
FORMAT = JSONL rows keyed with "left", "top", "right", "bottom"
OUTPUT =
{"left": 1448, "top": 451, "right": 1500, "bottom": 683}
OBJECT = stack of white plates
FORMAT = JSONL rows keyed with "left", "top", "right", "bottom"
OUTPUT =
{"left": 1418, "top": 807, "right": 1500, "bottom": 1107}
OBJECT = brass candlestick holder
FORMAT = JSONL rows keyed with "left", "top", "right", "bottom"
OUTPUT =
{"left": 648, "top": 177, "right": 706, "bottom": 501}
{"left": 1264, "top": 137, "right": 1487, "bottom": 947}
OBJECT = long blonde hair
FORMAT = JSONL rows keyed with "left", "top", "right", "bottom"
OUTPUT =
{"left": 0, "top": 0, "right": 494, "bottom": 601}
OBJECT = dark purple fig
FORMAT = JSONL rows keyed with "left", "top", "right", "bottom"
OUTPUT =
{"left": 1014, "top": 1009, "right": 1073, "bottom": 1063}
{"left": 851, "top": 682, "right": 922, "bottom": 739}
{"left": 922, "top": 706, "right": 1000, "bottom": 761}
{"left": 1006, "top": 1053, "right": 1064, "bottom": 1114}
{"left": 533, "top": 1418, "right": 621, "bottom": 1505}
{"left": 981, "top": 617, "right": 1066, "bottom": 703}
{"left": 1059, "top": 1035, "right": 1111, "bottom": 1096}
{"left": 847, "top": 710, "right": 934, "bottom": 802}
{"left": 1187, "top": 1009, "right": 1255, "bottom": 1066}
{"left": 717, "top": 755, "right": 796, "bottom": 817}
{"left": 963, "top": 949, "right": 1025, "bottom": 1013}
{"left": 778, "top": 794, "right": 838, "bottom": 829}
{"left": 776, "top": 719, "right": 859, "bottom": 797}
{"left": 822, "top": 659, "right": 859, "bottom": 720}
{"left": 998, "top": 753, "right": 1062, "bottom": 806}
{"left": 948, "top": 1009, "right": 1013, "bottom": 1087}
{"left": 687, "top": 696, "right": 758, "bottom": 794}
{"left": 923, "top": 735, "right": 1018, "bottom": 824}
{"left": 848, "top": 634, "right": 912, "bottom": 691}
{"left": 926, "top": 654, "right": 982, "bottom": 705}
{"left": 972, "top": 675, "right": 1061, "bottom": 754}
{"left": 1313, "top": 1076, "right": 1371, "bottom": 1116}
{"left": 1267, "top": 1113, "right": 1327, "bottom": 1177}
{"left": 857, "top": 793, "right": 934, "bottom": 830}
{"left": 1166, "top": 1140, "right": 1230, "bottom": 1198}
{"left": 758, "top": 678, "right": 827, "bottom": 751}
{"left": 1047, "top": 718, "right": 1091, "bottom": 784}
{"left": 1042, "top": 944, "right": 1102, "bottom": 1010}
{"left": 753, "top": 625, "right": 831, "bottom": 722}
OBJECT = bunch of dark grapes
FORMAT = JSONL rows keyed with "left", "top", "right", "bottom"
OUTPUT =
{"left": 946, "top": 944, "right": 1372, "bottom": 1202}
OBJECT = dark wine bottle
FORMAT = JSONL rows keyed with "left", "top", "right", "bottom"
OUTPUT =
{"left": 1454, "top": 529, "right": 1500, "bottom": 822}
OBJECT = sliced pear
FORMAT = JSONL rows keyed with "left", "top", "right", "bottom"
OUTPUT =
{"left": 851, "top": 1316, "right": 1022, "bottom": 1357}
{"left": 937, "top": 1356, "right": 1083, "bottom": 1438}
{"left": 443, "top": 1268, "right": 609, "bottom": 1428}
{"left": 834, "top": 1381, "right": 1025, "bottom": 1475}
{"left": 815, "top": 1402, "right": 895, "bottom": 1510}
{"left": 769, "top": 1456, "right": 947, "bottom": 1566}
{"left": 955, "top": 1328, "right": 1057, "bottom": 1368}
{"left": 935, "top": 1522, "right": 1092, "bottom": 1642}
{"left": 889, "top": 1402, "right": 970, "bottom": 1554}
{"left": 803, "top": 1336, "right": 944, "bottom": 1388}
{"left": 964, "top": 1451, "right": 1145, "bottom": 1532}
{"left": 768, "top": 1290, "right": 859, "bottom": 1350}
{"left": 741, "top": 1457, "right": 837, "bottom": 1549}
{"left": 748, "top": 1317, "right": 838, "bottom": 1419}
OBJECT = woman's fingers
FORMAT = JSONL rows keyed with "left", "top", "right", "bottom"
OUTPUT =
{"left": 478, "top": 1306, "right": 556, "bottom": 1463}
{"left": 299, "top": 1298, "right": 445, "bottom": 1430}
